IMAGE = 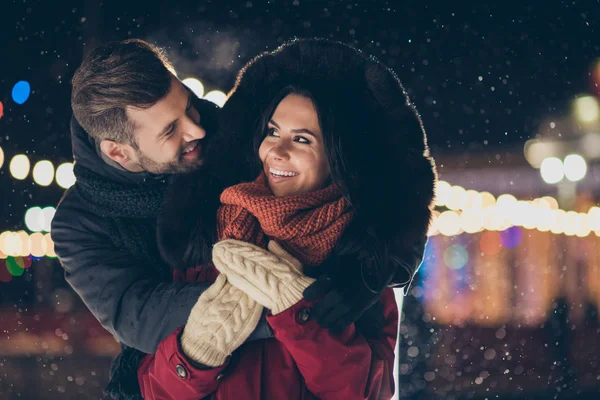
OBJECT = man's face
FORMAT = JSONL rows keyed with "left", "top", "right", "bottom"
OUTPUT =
{"left": 125, "top": 77, "right": 206, "bottom": 174}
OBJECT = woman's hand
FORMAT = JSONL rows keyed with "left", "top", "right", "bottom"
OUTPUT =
{"left": 212, "top": 239, "right": 315, "bottom": 315}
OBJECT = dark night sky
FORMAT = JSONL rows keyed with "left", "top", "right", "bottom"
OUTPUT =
{"left": 1, "top": 0, "right": 600, "bottom": 225}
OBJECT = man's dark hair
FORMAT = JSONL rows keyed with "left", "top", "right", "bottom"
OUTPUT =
{"left": 71, "top": 38, "right": 174, "bottom": 145}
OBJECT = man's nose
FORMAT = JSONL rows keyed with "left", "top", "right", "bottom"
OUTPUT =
{"left": 183, "top": 117, "right": 206, "bottom": 141}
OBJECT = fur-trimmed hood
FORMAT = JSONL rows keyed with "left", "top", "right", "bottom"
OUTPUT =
{"left": 212, "top": 38, "right": 437, "bottom": 287}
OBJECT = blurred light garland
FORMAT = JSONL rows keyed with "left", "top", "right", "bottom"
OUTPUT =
{"left": 430, "top": 180, "right": 600, "bottom": 237}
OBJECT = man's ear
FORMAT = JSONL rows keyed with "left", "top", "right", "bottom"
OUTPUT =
{"left": 99, "top": 140, "right": 142, "bottom": 172}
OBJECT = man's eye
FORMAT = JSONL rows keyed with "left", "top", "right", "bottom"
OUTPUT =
{"left": 165, "top": 124, "right": 176, "bottom": 137}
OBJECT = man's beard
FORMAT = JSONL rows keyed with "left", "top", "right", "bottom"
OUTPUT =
{"left": 134, "top": 147, "right": 203, "bottom": 175}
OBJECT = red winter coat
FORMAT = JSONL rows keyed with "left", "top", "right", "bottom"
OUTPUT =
{"left": 137, "top": 270, "right": 398, "bottom": 400}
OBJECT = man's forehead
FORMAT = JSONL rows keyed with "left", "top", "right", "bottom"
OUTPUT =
{"left": 126, "top": 80, "right": 184, "bottom": 131}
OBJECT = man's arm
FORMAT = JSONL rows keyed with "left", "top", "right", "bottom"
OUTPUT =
{"left": 51, "top": 190, "right": 270, "bottom": 354}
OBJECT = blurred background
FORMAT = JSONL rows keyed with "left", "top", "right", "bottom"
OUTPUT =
{"left": 1, "top": 1, "right": 600, "bottom": 399}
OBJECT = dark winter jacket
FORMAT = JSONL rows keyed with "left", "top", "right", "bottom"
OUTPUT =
{"left": 50, "top": 97, "right": 273, "bottom": 356}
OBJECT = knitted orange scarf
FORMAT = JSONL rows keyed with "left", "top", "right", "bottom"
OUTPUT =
{"left": 217, "top": 173, "right": 354, "bottom": 266}
{"left": 174, "top": 173, "right": 354, "bottom": 284}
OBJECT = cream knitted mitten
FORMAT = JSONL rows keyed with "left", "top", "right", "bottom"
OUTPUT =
{"left": 180, "top": 274, "right": 263, "bottom": 367}
{"left": 212, "top": 239, "right": 315, "bottom": 315}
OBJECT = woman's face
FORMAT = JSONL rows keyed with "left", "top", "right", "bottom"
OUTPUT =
{"left": 259, "top": 94, "right": 331, "bottom": 197}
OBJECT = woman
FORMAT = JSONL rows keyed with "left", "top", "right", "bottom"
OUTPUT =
{"left": 124, "top": 38, "right": 435, "bottom": 399}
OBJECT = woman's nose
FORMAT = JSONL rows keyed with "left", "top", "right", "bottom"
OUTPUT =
{"left": 271, "top": 140, "right": 291, "bottom": 160}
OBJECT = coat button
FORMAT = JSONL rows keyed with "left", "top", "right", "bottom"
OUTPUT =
{"left": 296, "top": 307, "right": 311, "bottom": 324}
{"left": 216, "top": 372, "right": 225, "bottom": 381}
{"left": 175, "top": 364, "right": 188, "bottom": 379}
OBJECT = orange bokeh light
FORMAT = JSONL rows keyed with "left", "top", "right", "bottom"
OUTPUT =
{"left": 480, "top": 231, "right": 502, "bottom": 255}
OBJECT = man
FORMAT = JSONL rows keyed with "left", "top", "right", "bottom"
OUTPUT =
{"left": 51, "top": 39, "right": 275, "bottom": 357}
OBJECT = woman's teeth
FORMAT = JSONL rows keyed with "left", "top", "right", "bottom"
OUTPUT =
{"left": 269, "top": 167, "right": 298, "bottom": 177}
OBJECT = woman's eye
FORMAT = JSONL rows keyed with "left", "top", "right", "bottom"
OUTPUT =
{"left": 267, "top": 128, "right": 279, "bottom": 137}
{"left": 294, "top": 136, "right": 311, "bottom": 144}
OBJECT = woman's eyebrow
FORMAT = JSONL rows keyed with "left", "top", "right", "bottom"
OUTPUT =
{"left": 269, "top": 119, "right": 317, "bottom": 138}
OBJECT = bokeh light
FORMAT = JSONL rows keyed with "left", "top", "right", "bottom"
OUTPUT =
{"left": 573, "top": 95, "right": 600, "bottom": 123}
{"left": 25, "top": 207, "right": 43, "bottom": 232}
{"left": 29, "top": 232, "right": 45, "bottom": 258}
{"left": 182, "top": 78, "right": 205, "bottom": 98}
{"left": 55, "top": 162, "right": 76, "bottom": 189}
{"left": 480, "top": 231, "right": 502, "bottom": 255}
{"left": 0, "top": 261, "right": 12, "bottom": 283}
{"left": 0, "top": 101, "right": 4, "bottom": 119}
{"left": 480, "top": 191, "right": 496, "bottom": 208}
{"left": 437, "top": 211, "right": 462, "bottom": 236}
{"left": 43, "top": 233, "right": 57, "bottom": 258}
{"left": 540, "top": 157, "right": 564, "bottom": 184}
{"left": 11, "top": 80, "right": 31, "bottom": 104}
{"left": 6, "top": 256, "right": 25, "bottom": 277}
{"left": 443, "top": 244, "right": 469, "bottom": 270}
{"left": 0, "top": 146, "right": 4, "bottom": 169}
{"left": 41, "top": 207, "right": 56, "bottom": 232}
{"left": 32, "top": 160, "right": 55, "bottom": 186}
{"left": 563, "top": 154, "right": 587, "bottom": 182}
{"left": 500, "top": 226, "right": 522, "bottom": 248}
{"left": 434, "top": 180, "right": 451, "bottom": 207}
{"left": 9, "top": 154, "right": 30, "bottom": 180}
{"left": 460, "top": 209, "right": 484, "bottom": 233}
{"left": 550, "top": 209, "right": 567, "bottom": 234}
{"left": 446, "top": 185, "right": 468, "bottom": 210}
{"left": 588, "top": 206, "right": 600, "bottom": 231}
{"left": 204, "top": 90, "right": 227, "bottom": 107}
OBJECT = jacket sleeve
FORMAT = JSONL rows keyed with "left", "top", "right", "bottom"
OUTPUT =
{"left": 50, "top": 191, "right": 212, "bottom": 354}
{"left": 138, "top": 327, "right": 227, "bottom": 399}
{"left": 267, "top": 288, "right": 398, "bottom": 400}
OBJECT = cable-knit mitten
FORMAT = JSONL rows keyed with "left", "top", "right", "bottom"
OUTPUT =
{"left": 180, "top": 274, "right": 263, "bottom": 366}
{"left": 212, "top": 239, "right": 315, "bottom": 315}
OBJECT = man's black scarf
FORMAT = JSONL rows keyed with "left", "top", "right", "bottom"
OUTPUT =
{"left": 72, "top": 163, "right": 169, "bottom": 276}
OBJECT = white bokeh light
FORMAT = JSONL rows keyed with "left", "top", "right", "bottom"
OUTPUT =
{"left": 563, "top": 154, "right": 587, "bottom": 182}
{"left": 0, "top": 146, "right": 4, "bottom": 169}
{"left": 9, "top": 154, "right": 30, "bottom": 180}
{"left": 182, "top": 78, "right": 205, "bottom": 98}
{"left": 204, "top": 90, "right": 227, "bottom": 107}
{"left": 56, "top": 162, "right": 76, "bottom": 189}
{"left": 574, "top": 95, "right": 600, "bottom": 123}
{"left": 41, "top": 207, "right": 56, "bottom": 232}
{"left": 33, "top": 160, "right": 55, "bottom": 186}
{"left": 25, "top": 207, "right": 43, "bottom": 232}
{"left": 540, "top": 157, "right": 564, "bottom": 184}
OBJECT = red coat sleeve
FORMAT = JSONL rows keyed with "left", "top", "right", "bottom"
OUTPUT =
{"left": 267, "top": 288, "right": 398, "bottom": 400}
{"left": 137, "top": 327, "right": 228, "bottom": 400}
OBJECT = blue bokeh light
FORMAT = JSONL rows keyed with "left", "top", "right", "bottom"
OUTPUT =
{"left": 12, "top": 81, "right": 31, "bottom": 104}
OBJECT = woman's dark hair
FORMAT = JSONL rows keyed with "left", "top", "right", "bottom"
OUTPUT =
{"left": 249, "top": 83, "right": 408, "bottom": 290}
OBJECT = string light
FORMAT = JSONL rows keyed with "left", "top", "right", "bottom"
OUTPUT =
{"left": 0, "top": 231, "right": 56, "bottom": 259}
{"left": 55, "top": 162, "right": 76, "bottom": 189}
{"left": 32, "top": 160, "right": 55, "bottom": 186}
{"left": 9, "top": 154, "right": 30, "bottom": 180}
{"left": 431, "top": 180, "right": 600, "bottom": 237}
